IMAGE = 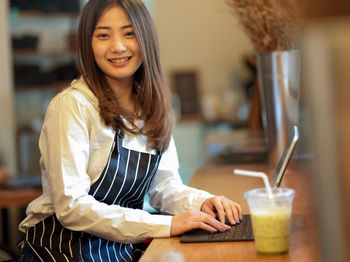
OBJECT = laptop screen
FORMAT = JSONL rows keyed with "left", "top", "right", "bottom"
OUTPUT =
{"left": 272, "top": 126, "right": 299, "bottom": 188}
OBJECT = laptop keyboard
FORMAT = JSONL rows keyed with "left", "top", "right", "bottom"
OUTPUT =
{"left": 181, "top": 214, "right": 254, "bottom": 243}
{"left": 210, "top": 214, "right": 253, "bottom": 241}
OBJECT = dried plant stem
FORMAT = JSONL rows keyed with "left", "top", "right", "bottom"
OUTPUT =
{"left": 226, "top": 0, "right": 301, "bottom": 52}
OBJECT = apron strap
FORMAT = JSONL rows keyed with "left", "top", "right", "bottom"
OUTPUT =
{"left": 116, "top": 128, "right": 123, "bottom": 153}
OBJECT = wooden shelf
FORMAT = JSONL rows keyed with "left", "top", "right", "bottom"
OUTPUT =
{"left": 15, "top": 81, "right": 71, "bottom": 91}
{"left": 17, "top": 10, "right": 79, "bottom": 18}
{"left": 12, "top": 48, "right": 76, "bottom": 57}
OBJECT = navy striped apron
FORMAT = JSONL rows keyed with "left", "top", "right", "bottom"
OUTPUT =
{"left": 23, "top": 130, "right": 162, "bottom": 262}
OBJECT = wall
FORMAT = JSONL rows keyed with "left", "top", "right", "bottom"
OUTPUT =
{"left": 154, "top": 0, "right": 252, "bottom": 97}
{"left": 1, "top": 0, "right": 253, "bottom": 178}
{"left": 0, "top": 0, "right": 16, "bottom": 175}
{"left": 301, "top": 16, "right": 350, "bottom": 262}
{"left": 152, "top": 0, "right": 253, "bottom": 182}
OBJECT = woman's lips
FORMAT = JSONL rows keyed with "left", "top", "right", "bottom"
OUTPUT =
{"left": 108, "top": 56, "right": 131, "bottom": 67}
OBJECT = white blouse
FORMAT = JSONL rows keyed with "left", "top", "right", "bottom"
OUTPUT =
{"left": 19, "top": 78, "right": 213, "bottom": 244}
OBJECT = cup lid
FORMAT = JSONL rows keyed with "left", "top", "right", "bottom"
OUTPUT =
{"left": 244, "top": 187, "right": 295, "bottom": 200}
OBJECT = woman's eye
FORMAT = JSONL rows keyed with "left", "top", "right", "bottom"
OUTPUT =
{"left": 97, "top": 33, "right": 109, "bottom": 39}
{"left": 125, "top": 31, "right": 135, "bottom": 38}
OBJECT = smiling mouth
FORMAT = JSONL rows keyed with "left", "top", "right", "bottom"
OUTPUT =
{"left": 108, "top": 57, "right": 131, "bottom": 63}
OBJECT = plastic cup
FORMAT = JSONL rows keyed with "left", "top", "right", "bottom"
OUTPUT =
{"left": 244, "top": 188, "right": 295, "bottom": 255}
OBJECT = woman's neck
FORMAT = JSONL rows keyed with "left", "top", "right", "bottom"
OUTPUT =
{"left": 106, "top": 77, "right": 136, "bottom": 114}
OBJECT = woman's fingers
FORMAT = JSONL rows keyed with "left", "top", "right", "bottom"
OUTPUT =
{"left": 197, "top": 211, "right": 230, "bottom": 232}
{"left": 220, "top": 197, "right": 235, "bottom": 225}
{"left": 210, "top": 196, "right": 226, "bottom": 224}
{"left": 200, "top": 204, "right": 216, "bottom": 218}
{"left": 211, "top": 196, "right": 235, "bottom": 225}
{"left": 234, "top": 201, "right": 243, "bottom": 220}
{"left": 201, "top": 196, "right": 243, "bottom": 226}
{"left": 170, "top": 209, "right": 231, "bottom": 236}
{"left": 225, "top": 199, "right": 243, "bottom": 224}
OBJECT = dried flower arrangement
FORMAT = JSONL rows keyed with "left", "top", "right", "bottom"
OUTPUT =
{"left": 226, "top": 0, "right": 302, "bottom": 52}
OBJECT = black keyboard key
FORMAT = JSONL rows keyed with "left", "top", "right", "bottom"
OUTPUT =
{"left": 181, "top": 214, "right": 254, "bottom": 243}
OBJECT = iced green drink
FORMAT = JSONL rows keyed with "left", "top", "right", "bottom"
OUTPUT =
{"left": 251, "top": 207, "right": 291, "bottom": 254}
{"left": 244, "top": 188, "right": 295, "bottom": 255}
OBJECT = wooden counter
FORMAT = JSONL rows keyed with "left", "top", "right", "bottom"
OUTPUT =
{"left": 0, "top": 187, "right": 42, "bottom": 208}
{"left": 140, "top": 162, "right": 320, "bottom": 262}
{"left": 0, "top": 186, "right": 42, "bottom": 251}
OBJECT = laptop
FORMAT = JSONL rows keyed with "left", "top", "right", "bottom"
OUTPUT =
{"left": 181, "top": 126, "right": 299, "bottom": 243}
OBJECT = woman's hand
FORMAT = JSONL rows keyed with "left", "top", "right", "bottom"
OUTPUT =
{"left": 170, "top": 209, "right": 231, "bottom": 236}
{"left": 201, "top": 196, "right": 242, "bottom": 226}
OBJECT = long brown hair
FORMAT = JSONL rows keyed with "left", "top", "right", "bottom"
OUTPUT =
{"left": 77, "top": 0, "right": 174, "bottom": 152}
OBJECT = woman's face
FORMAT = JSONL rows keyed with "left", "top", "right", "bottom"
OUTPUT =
{"left": 92, "top": 5, "right": 142, "bottom": 84}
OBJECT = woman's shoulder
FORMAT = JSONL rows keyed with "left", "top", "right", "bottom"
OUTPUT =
{"left": 43, "top": 79, "right": 101, "bottom": 128}
{"left": 50, "top": 78, "right": 98, "bottom": 110}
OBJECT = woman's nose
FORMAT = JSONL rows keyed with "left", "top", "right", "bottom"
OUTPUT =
{"left": 110, "top": 37, "right": 126, "bottom": 53}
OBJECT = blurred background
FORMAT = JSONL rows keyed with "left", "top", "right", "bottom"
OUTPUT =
{"left": 1, "top": 0, "right": 350, "bottom": 260}
{"left": 0, "top": 0, "right": 266, "bottom": 186}
{"left": 0, "top": 0, "right": 263, "bottom": 256}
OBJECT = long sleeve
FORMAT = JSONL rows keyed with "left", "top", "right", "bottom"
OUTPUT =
{"left": 147, "top": 137, "right": 214, "bottom": 215}
{"left": 19, "top": 79, "right": 215, "bottom": 244}
{"left": 21, "top": 89, "right": 171, "bottom": 244}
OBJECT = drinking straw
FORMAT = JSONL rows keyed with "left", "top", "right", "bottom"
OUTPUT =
{"left": 234, "top": 169, "right": 274, "bottom": 199}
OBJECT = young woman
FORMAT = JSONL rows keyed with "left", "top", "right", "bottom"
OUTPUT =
{"left": 19, "top": 0, "right": 242, "bottom": 261}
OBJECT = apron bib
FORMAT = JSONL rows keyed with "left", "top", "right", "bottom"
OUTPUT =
{"left": 24, "top": 131, "right": 161, "bottom": 261}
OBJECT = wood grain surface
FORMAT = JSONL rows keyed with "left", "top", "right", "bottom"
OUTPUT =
{"left": 140, "top": 162, "right": 320, "bottom": 262}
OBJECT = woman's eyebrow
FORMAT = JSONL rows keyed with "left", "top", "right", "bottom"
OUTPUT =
{"left": 121, "top": 24, "right": 132, "bottom": 29}
{"left": 95, "top": 25, "right": 132, "bottom": 31}
{"left": 95, "top": 26, "right": 111, "bottom": 30}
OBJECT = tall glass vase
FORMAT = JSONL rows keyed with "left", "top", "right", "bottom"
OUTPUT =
{"left": 256, "top": 50, "right": 300, "bottom": 169}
